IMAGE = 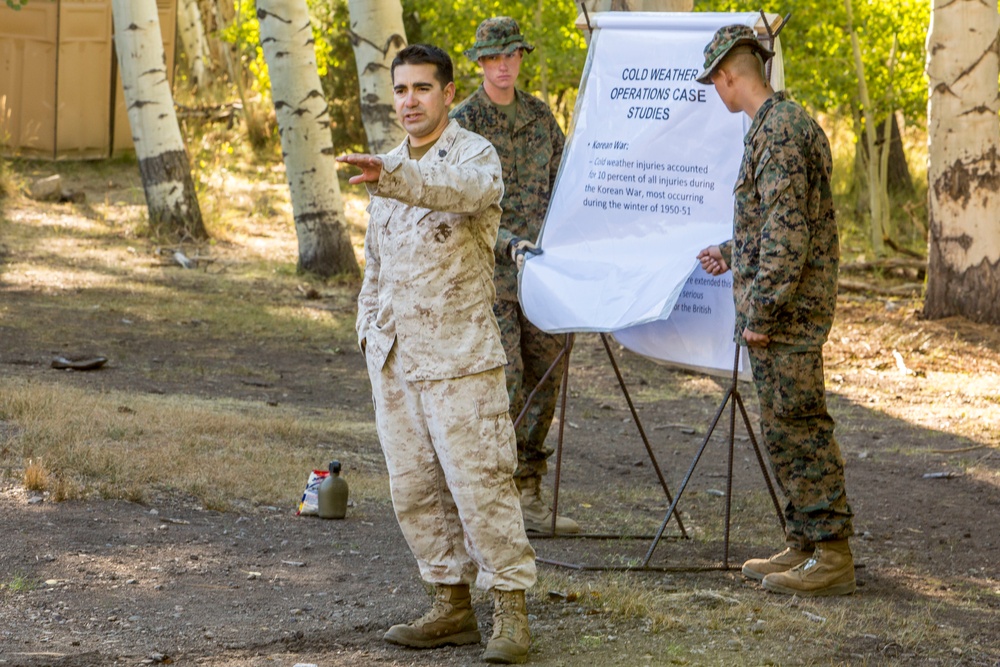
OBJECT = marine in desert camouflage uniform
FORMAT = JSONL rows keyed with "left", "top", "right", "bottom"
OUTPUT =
{"left": 696, "top": 25, "right": 855, "bottom": 597}
{"left": 451, "top": 17, "right": 578, "bottom": 535}
{"left": 341, "top": 44, "right": 534, "bottom": 664}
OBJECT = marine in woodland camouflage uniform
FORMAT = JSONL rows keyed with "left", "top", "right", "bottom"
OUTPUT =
{"left": 717, "top": 89, "right": 854, "bottom": 547}
{"left": 350, "top": 48, "right": 536, "bottom": 596}
{"left": 696, "top": 25, "right": 854, "bottom": 595}
{"left": 450, "top": 19, "right": 572, "bottom": 532}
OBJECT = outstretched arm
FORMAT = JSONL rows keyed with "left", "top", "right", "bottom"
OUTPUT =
{"left": 374, "top": 145, "right": 503, "bottom": 215}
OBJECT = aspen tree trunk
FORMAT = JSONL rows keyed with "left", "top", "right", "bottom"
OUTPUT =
{"left": 112, "top": 0, "right": 207, "bottom": 240}
{"left": 924, "top": 0, "right": 1000, "bottom": 323}
{"left": 257, "top": 0, "right": 360, "bottom": 277}
{"left": 178, "top": 0, "right": 210, "bottom": 85}
{"left": 346, "top": 0, "right": 407, "bottom": 155}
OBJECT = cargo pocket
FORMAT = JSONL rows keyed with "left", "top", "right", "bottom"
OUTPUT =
{"left": 475, "top": 386, "right": 516, "bottom": 487}
{"left": 772, "top": 350, "right": 827, "bottom": 419}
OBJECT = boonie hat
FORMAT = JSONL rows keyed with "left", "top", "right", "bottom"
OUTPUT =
{"left": 463, "top": 16, "right": 535, "bottom": 61}
{"left": 695, "top": 24, "right": 774, "bottom": 84}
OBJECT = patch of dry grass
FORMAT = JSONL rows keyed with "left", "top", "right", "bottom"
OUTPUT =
{"left": 0, "top": 153, "right": 379, "bottom": 512}
{"left": 0, "top": 379, "right": 384, "bottom": 510}
{"left": 531, "top": 567, "right": 975, "bottom": 665}
{"left": 22, "top": 458, "right": 47, "bottom": 491}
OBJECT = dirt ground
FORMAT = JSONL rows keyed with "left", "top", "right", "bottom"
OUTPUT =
{"left": 1, "top": 163, "right": 999, "bottom": 667}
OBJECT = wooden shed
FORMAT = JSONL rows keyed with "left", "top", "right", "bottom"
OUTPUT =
{"left": 0, "top": 0, "right": 178, "bottom": 160}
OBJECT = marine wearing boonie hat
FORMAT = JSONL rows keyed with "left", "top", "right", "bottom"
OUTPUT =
{"left": 463, "top": 16, "right": 535, "bottom": 61}
{"left": 695, "top": 24, "right": 774, "bottom": 85}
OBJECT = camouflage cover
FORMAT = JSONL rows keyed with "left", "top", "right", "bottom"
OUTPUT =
{"left": 695, "top": 24, "right": 774, "bottom": 84}
{"left": 463, "top": 16, "right": 535, "bottom": 61}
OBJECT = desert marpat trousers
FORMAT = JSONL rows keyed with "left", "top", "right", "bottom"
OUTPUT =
{"left": 367, "top": 344, "right": 537, "bottom": 591}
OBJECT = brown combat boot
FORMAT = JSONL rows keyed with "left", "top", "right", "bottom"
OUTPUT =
{"left": 762, "top": 539, "right": 856, "bottom": 597}
{"left": 383, "top": 584, "right": 481, "bottom": 648}
{"left": 742, "top": 544, "right": 815, "bottom": 581}
{"left": 483, "top": 589, "right": 530, "bottom": 664}
{"left": 518, "top": 476, "right": 580, "bottom": 534}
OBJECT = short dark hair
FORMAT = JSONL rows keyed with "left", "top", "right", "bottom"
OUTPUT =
{"left": 391, "top": 44, "right": 454, "bottom": 87}
{"left": 722, "top": 47, "right": 767, "bottom": 82}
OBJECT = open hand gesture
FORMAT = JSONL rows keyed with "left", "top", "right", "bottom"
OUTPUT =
{"left": 337, "top": 154, "right": 384, "bottom": 185}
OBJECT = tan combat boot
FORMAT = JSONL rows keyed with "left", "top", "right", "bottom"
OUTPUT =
{"left": 518, "top": 476, "right": 580, "bottom": 534}
{"left": 483, "top": 589, "right": 530, "bottom": 664}
{"left": 742, "top": 544, "right": 814, "bottom": 581}
{"left": 761, "top": 539, "right": 856, "bottom": 597}
{"left": 383, "top": 584, "right": 481, "bottom": 648}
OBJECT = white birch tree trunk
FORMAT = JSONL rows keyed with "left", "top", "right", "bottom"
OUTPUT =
{"left": 112, "top": 0, "right": 206, "bottom": 240}
{"left": 178, "top": 0, "right": 211, "bottom": 86}
{"left": 924, "top": 0, "right": 1000, "bottom": 323}
{"left": 257, "top": 0, "right": 359, "bottom": 277}
{"left": 347, "top": 0, "right": 407, "bottom": 155}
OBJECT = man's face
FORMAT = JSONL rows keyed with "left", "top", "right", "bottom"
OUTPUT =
{"left": 478, "top": 50, "right": 522, "bottom": 93}
{"left": 392, "top": 62, "right": 455, "bottom": 147}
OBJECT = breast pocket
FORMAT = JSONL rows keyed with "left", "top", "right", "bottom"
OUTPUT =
{"left": 417, "top": 210, "right": 464, "bottom": 246}
{"left": 753, "top": 148, "right": 793, "bottom": 208}
{"left": 528, "top": 136, "right": 553, "bottom": 169}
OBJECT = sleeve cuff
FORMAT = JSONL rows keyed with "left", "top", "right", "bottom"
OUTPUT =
{"left": 719, "top": 240, "right": 733, "bottom": 267}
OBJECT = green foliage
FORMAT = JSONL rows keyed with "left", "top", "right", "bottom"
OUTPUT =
{"left": 693, "top": 0, "right": 930, "bottom": 257}
{"left": 218, "top": 0, "right": 587, "bottom": 151}
{"left": 219, "top": 3, "right": 268, "bottom": 97}
{"left": 693, "top": 0, "right": 929, "bottom": 126}
{"left": 220, "top": 1, "right": 339, "bottom": 97}
{"left": 5, "top": 0, "right": 29, "bottom": 9}
{"left": 402, "top": 0, "right": 588, "bottom": 126}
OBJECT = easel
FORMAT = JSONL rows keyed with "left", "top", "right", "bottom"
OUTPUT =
{"left": 519, "top": 336, "right": 785, "bottom": 571}
{"left": 515, "top": 333, "right": 689, "bottom": 546}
